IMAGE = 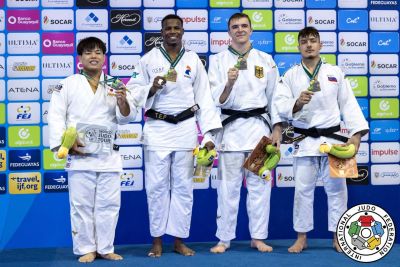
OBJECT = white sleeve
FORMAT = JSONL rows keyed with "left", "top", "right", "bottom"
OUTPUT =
{"left": 48, "top": 80, "right": 68, "bottom": 151}
{"left": 208, "top": 54, "right": 232, "bottom": 106}
{"left": 126, "top": 56, "right": 153, "bottom": 108}
{"left": 265, "top": 58, "right": 282, "bottom": 125}
{"left": 273, "top": 71, "right": 297, "bottom": 121}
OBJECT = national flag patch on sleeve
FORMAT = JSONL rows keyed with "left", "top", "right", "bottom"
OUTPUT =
{"left": 327, "top": 76, "right": 337, "bottom": 82}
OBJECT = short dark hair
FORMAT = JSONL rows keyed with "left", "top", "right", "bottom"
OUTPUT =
{"left": 77, "top": 37, "right": 106, "bottom": 55}
{"left": 298, "top": 27, "right": 320, "bottom": 42}
{"left": 228, "top": 13, "right": 252, "bottom": 29}
{"left": 161, "top": 14, "right": 183, "bottom": 29}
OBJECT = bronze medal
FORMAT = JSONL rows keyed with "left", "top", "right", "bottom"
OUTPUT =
{"left": 165, "top": 68, "right": 177, "bottom": 82}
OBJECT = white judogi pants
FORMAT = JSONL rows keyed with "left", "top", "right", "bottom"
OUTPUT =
{"left": 144, "top": 149, "right": 194, "bottom": 238}
{"left": 293, "top": 156, "right": 348, "bottom": 233}
{"left": 68, "top": 171, "right": 121, "bottom": 255}
{"left": 216, "top": 152, "right": 272, "bottom": 241}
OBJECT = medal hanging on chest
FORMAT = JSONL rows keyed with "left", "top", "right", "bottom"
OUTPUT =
{"left": 302, "top": 59, "right": 322, "bottom": 92}
{"left": 229, "top": 45, "right": 252, "bottom": 71}
{"left": 160, "top": 46, "right": 185, "bottom": 83}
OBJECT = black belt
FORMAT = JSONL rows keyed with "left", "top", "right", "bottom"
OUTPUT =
{"left": 293, "top": 125, "right": 348, "bottom": 143}
{"left": 145, "top": 104, "right": 199, "bottom": 124}
{"left": 221, "top": 107, "right": 271, "bottom": 131}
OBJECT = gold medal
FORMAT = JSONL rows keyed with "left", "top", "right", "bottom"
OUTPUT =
{"left": 165, "top": 68, "right": 177, "bottom": 82}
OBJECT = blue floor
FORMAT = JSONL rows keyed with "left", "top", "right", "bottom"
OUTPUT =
{"left": 0, "top": 239, "right": 399, "bottom": 267}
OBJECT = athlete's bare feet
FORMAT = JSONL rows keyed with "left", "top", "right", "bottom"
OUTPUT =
{"left": 174, "top": 238, "right": 195, "bottom": 256}
{"left": 251, "top": 239, "right": 273, "bottom": 252}
{"left": 210, "top": 242, "right": 229, "bottom": 253}
{"left": 148, "top": 237, "right": 162, "bottom": 258}
{"left": 97, "top": 253, "right": 123, "bottom": 261}
{"left": 333, "top": 234, "right": 343, "bottom": 253}
{"left": 288, "top": 233, "right": 308, "bottom": 253}
{"left": 78, "top": 252, "right": 96, "bottom": 263}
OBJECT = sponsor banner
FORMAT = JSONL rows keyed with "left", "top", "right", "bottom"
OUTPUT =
{"left": 370, "top": 98, "right": 399, "bottom": 119}
{"left": 183, "top": 32, "right": 208, "bottom": 53}
{"left": 369, "top": 10, "right": 399, "bottom": 31}
{"left": 210, "top": 32, "right": 231, "bottom": 53}
{"left": 210, "top": 167, "right": 220, "bottom": 189}
{"left": 347, "top": 76, "right": 368, "bottom": 97}
{"left": 42, "top": 55, "right": 74, "bottom": 77}
{"left": 6, "top": 9, "right": 40, "bottom": 31}
{"left": 76, "top": 9, "right": 108, "bottom": 31}
{"left": 346, "top": 165, "right": 369, "bottom": 185}
{"left": 275, "top": 32, "right": 299, "bottom": 53}
{"left": 0, "top": 33, "right": 4, "bottom": 54}
{"left": 110, "top": 0, "right": 141, "bottom": 7}
{"left": 120, "top": 146, "right": 143, "bottom": 168}
{"left": 210, "top": 0, "right": 240, "bottom": 8}
{"left": 9, "top": 149, "right": 41, "bottom": 171}
{"left": 0, "top": 56, "right": 4, "bottom": 77}
{"left": 9, "top": 172, "right": 41, "bottom": 194}
{"left": 0, "top": 103, "right": 4, "bottom": 124}
{"left": 143, "top": 0, "right": 174, "bottom": 7}
{"left": 275, "top": 166, "right": 295, "bottom": 187}
{"left": 0, "top": 80, "right": 4, "bottom": 101}
{"left": 371, "top": 164, "right": 400, "bottom": 185}
{"left": 8, "top": 102, "right": 40, "bottom": 125}
{"left": 8, "top": 126, "right": 40, "bottom": 147}
{"left": 177, "top": 9, "right": 208, "bottom": 31}
{"left": 176, "top": 0, "right": 208, "bottom": 8}
{"left": 42, "top": 79, "right": 62, "bottom": 100}
{"left": 369, "top": 76, "right": 399, "bottom": 97}
{"left": 209, "top": 9, "right": 239, "bottom": 31}
{"left": 76, "top": 55, "right": 108, "bottom": 74}
{"left": 338, "top": 54, "right": 368, "bottom": 75}
{"left": 193, "top": 167, "right": 210, "bottom": 190}
{"left": 338, "top": 32, "right": 368, "bottom": 53}
{"left": 7, "top": 79, "right": 40, "bottom": 101}
{"left": 306, "top": 10, "right": 337, "bottom": 30}
{"left": 76, "top": 32, "right": 108, "bottom": 53}
{"left": 369, "top": 54, "right": 399, "bottom": 75}
{"left": 369, "top": 0, "right": 400, "bottom": 8}
{"left": 370, "top": 32, "right": 399, "bottom": 53}
{"left": 7, "top": 56, "right": 40, "bottom": 78}
{"left": 44, "top": 172, "right": 68, "bottom": 192}
{"left": 43, "top": 149, "right": 66, "bottom": 170}
{"left": 115, "top": 123, "right": 142, "bottom": 145}
{"left": 274, "top": 54, "right": 302, "bottom": 75}
{"left": 76, "top": 0, "right": 107, "bottom": 7}
{"left": 0, "top": 173, "right": 6, "bottom": 194}
{"left": 42, "top": 125, "right": 49, "bottom": 147}
{"left": 42, "top": 32, "right": 74, "bottom": 54}
{"left": 357, "top": 98, "right": 369, "bottom": 119}
{"left": 338, "top": 0, "right": 368, "bottom": 8}
{"left": 120, "top": 169, "right": 143, "bottom": 191}
{"left": 42, "top": 0, "right": 74, "bottom": 8}
{"left": 306, "top": 0, "right": 336, "bottom": 8}
{"left": 0, "top": 127, "right": 5, "bottom": 147}
{"left": 371, "top": 142, "right": 400, "bottom": 163}
{"left": 278, "top": 144, "right": 294, "bottom": 165}
{"left": 338, "top": 10, "right": 368, "bottom": 31}
{"left": 0, "top": 150, "right": 5, "bottom": 171}
{"left": 320, "top": 54, "right": 336, "bottom": 65}
{"left": 42, "top": 102, "right": 49, "bottom": 124}
{"left": 356, "top": 142, "right": 369, "bottom": 164}
{"left": 0, "top": 10, "right": 4, "bottom": 31}
{"left": 370, "top": 120, "right": 400, "bottom": 141}
{"left": 274, "top": 0, "right": 305, "bottom": 8}
{"left": 144, "top": 32, "right": 162, "bottom": 53}
{"left": 274, "top": 9, "right": 305, "bottom": 31}
{"left": 143, "top": 9, "right": 174, "bottom": 31}
{"left": 41, "top": 9, "right": 74, "bottom": 31}
{"left": 242, "top": 0, "right": 272, "bottom": 7}
{"left": 109, "top": 55, "right": 140, "bottom": 77}
{"left": 319, "top": 32, "right": 337, "bottom": 53}
{"left": 243, "top": 10, "right": 273, "bottom": 30}
{"left": 7, "top": 32, "right": 40, "bottom": 54}
{"left": 110, "top": 32, "right": 142, "bottom": 54}
{"left": 250, "top": 32, "right": 273, "bottom": 53}
{"left": 110, "top": 9, "right": 141, "bottom": 31}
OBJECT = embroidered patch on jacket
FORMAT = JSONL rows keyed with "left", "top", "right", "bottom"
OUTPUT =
{"left": 255, "top": 66, "right": 264, "bottom": 78}
{"left": 328, "top": 75, "right": 337, "bottom": 82}
{"left": 184, "top": 65, "right": 192, "bottom": 78}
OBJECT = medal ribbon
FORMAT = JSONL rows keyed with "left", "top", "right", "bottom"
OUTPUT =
{"left": 228, "top": 45, "right": 252, "bottom": 60}
{"left": 159, "top": 46, "right": 185, "bottom": 69}
{"left": 301, "top": 58, "right": 322, "bottom": 81}
{"left": 80, "top": 70, "right": 116, "bottom": 87}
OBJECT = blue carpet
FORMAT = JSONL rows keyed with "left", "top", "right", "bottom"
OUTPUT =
{"left": 0, "top": 239, "right": 398, "bottom": 267}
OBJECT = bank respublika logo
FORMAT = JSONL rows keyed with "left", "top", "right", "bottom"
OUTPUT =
{"left": 274, "top": 10, "right": 304, "bottom": 31}
{"left": 338, "top": 10, "right": 368, "bottom": 31}
{"left": 347, "top": 76, "right": 368, "bottom": 97}
{"left": 183, "top": 32, "right": 208, "bottom": 53}
{"left": 76, "top": 9, "right": 108, "bottom": 31}
{"left": 371, "top": 164, "right": 400, "bottom": 186}
{"left": 370, "top": 32, "right": 399, "bottom": 53}
{"left": 177, "top": 9, "right": 208, "bottom": 30}
{"left": 7, "top": 32, "right": 40, "bottom": 54}
{"left": 8, "top": 126, "right": 40, "bottom": 147}
{"left": 306, "top": 10, "right": 337, "bottom": 30}
{"left": 274, "top": 54, "right": 301, "bottom": 75}
{"left": 370, "top": 120, "right": 399, "bottom": 141}
{"left": 369, "top": 10, "right": 399, "bottom": 31}
{"left": 41, "top": 9, "right": 74, "bottom": 31}
{"left": 369, "top": 76, "right": 399, "bottom": 97}
{"left": 9, "top": 149, "right": 41, "bottom": 171}
{"left": 243, "top": 9, "right": 272, "bottom": 30}
{"left": 120, "top": 146, "right": 142, "bottom": 168}
{"left": 7, "top": 79, "right": 40, "bottom": 101}
{"left": 250, "top": 32, "right": 273, "bottom": 53}
{"left": 0, "top": 173, "right": 6, "bottom": 194}
{"left": 109, "top": 55, "right": 140, "bottom": 77}
{"left": 44, "top": 171, "right": 68, "bottom": 193}
{"left": 336, "top": 204, "right": 396, "bottom": 263}
{"left": 275, "top": 32, "right": 299, "bottom": 53}
{"left": 339, "top": 32, "right": 368, "bottom": 53}
{"left": 42, "top": 32, "right": 74, "bottom": 54}
{"left": 209, "top": 9, "right": 239, "bottom": 31}
{"left": 369, "top": 54, "right": 399, "bottom": 75}
{"left": 6, "top": 9, "right": 40, "bottom": 31}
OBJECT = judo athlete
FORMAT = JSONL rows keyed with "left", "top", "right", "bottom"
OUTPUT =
{"left": 48, "top": 37, "right": 137, "bottom": 262}
{"left": 126, "top": 14, "right": 222, "bottom": 257}
{"left": 208, "top": 13, "right": 282, "bottom": 254}
{"left": 273, "top": 27, "right": 369, "bottom": 253}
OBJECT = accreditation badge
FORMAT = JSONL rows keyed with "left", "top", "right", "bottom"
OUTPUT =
{"left": 255, "top": 65, "right": 264, "bottom": 79}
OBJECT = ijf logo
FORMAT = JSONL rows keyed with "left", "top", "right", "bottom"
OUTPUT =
{"left": 336, "top": 204, "right": 396, "bottom": 263}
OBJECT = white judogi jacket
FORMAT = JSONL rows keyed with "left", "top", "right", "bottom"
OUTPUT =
{"left": 48, "top": 73, "right": 137, "bottom": 171}
{"left": 274, "top": 62, "right": 369, "bottom": 157}
{"left": 208, "top": 48, "right": 280, "bottom": 151}
{"left": 126, "top": 46, "right": 222, "bottom": 150}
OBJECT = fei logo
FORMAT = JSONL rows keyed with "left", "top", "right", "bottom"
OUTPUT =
{"left": 8, "top": 126, "right": 40, "bottom": 147}
{"left": 243, "top": 9, "right": 272, "bottom": 30}
{"left": 209, "top": 9, "right": 239, "bottom": 31}
{"left": 370, "top": 120, "right": 400, "bottom": 142}
{"left": 274, "top": 54, "right": 302, "bottom": 75}
{"left": 338, "top": 10, "right": 368, "bottom": 31}
{"left": 275, "top": 32, "right": 299, "bottom": 53}
{"left": 120, "top": 169, "right": 143, "bottom": 191}
{"left": 370, "top": 98, "right": 399, "bottom": 119}
{"left": 347, "top": 76, "right": 368, "bottom": 97}
{"left": 370, "top": 32, "right": 399, "bottom": 53}
{"left": 336, "top": 204, "right": 396, "bottom": 263}
{"left": 8, "top": 102, "right": 40, "bottom": 125}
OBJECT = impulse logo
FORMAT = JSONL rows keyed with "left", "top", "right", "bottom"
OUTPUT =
{"left": 9, "top": 149, "right": 41, "bottom": 170}
{"left": 371, "top": 142, "right": 399, "bottom": 163}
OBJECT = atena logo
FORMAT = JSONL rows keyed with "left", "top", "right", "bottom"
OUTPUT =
{"left": 183, "top": 32, "right": 208, "bottom": 53}
{"left": 371, "top": 142, "right": 400, "bottom": 163}
{"left": 7, "top": 32, "right": 40, "bottom": 54}
{"left": 42, "top": 0, "right": 74, "bottom": 8}
{"left": 42, "top": 56, "right": 74, "bottom": 77}
{"left": 8, "top": 126, "right": 40, "bottom": 147}
{"left": 338, "top": 54, "right": 367, "bottom": 75}
{"left": 339, "top": 32, "right": 368, "bottom": 53}
{"left": 115, "top": 123, "right": 142, "bottom": 145}
{"left": 7, "top": 0, "right": 39, "bottom": 7}
{"left": 209, "top": 9, "right": 239, "bottom": 31}
{"left": 7, "top": 10, "right": 40, "bottom": 31}
{"left": 210, "top": 32, "right": 231, "bottom": 53}
{"left": 369, "top": 54, "right": 399, "bottom": 75}
{"left": 7, "top": 79, "right": 40, "bottom": 101}
{"left": 42, "top": 79, "right": 62, "bottom": 100}
{"left": 370, "top": 32, "right": 399, "bottom": 53}
{"left": 109, "top": 55, "right": 140, "bottom": 77}
{"left": 347, "top": 76, "right": 368, "bottom": 97}
{"left": 274, "top": 10, "right": 304, "bottom": 30}
{"left": 274, "top": 0, "right": 304, "bottom": 8}
{"left": 336, "top": 204, "right": 396, "bottom": 262}
{"left": 110, "top": 0, "right": 141, "bottom": 7}
{"left": 338, "top": 0, "right": 367, "bottom": 8}
{"left": 243, "top": 9, "right": 272, "bottom": 30}
{"left": 41, "top": 9, "right": 74, "bottom": 31}
{"left": 306, "top": 10, "right": 336, "bottom": 30}
{"left": 177, "top": 9, "right": 208, "bottom": 30}
{"left": 338, "top": 10, "right": 368, "bottom": 31}
{"left": 7, "top": 56, "right": 39, "bottom": 78}
{"left": 370, "top": 10, "right": 399, "bottom": 31}
{"left": 8, "top": 102, "right": 40, "bottom": 125}
{"left": 143, "top": 9, "right": 174, "bottom": 31}
{"left": 370, "top": 98, "right": 399, "bottom": 119}
{"left": 42, "top": 32, "right": 74, "bottom": 54}
{"left": 371, "top": 164, "right": 400, "bottom": 185}
{"left": 120, "top": 146, "right": 142, "bottom": 168}
{"left": 110, "top": 32, "right": 141, "bottom": 53}
{"left": 144, "top": 33, "right": 163, "bottom": 53}
{"left": 110, "top": 9, "right": 141, "bottom": 30}
{"left": 371, "top": 120, "right": 399, "bottom": 142}
{"left": 120, "top": 169, "right": 143, "bottom": 191}
{"left": 76, "top": 32, "right": 108, "bottom": 52}
{"left": 369, "top": 76, "right": 399, "bottom": 97}
{"left": 275, "top": 32, "right": 299, "bottom": 53}
{"left": 76, "top": 9, "right": 108, "bottom": 31}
